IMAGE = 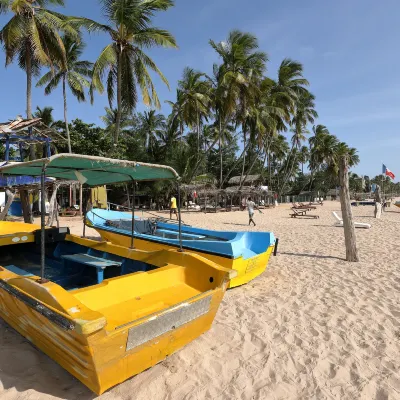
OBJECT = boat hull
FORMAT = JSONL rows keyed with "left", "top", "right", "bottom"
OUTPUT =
{"left": 94, "top": 226, "right": 274, "bottom": 288}
{"left": 0, "top": 229, "right": 232, "bottom": 395}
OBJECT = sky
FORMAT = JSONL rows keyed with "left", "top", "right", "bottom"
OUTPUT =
{"left": 0, "top": 0, "right": 399, "bottom": 179}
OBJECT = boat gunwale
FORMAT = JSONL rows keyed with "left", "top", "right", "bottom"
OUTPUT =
{"left": 0, "top": 278, "right": 75, "bottom": 331}
{"left": 92, "top": 225, "right": 237, "bottom": 259}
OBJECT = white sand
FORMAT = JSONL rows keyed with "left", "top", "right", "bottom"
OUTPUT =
{"left": 1, "top": 201, "right": 400, "bottom": 399}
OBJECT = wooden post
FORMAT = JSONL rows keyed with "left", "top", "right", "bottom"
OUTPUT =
{"left": 20, "top": 189, "right": 33, "bottom": 223}
{"left": 0, "top": 189, "right": 15, "bottom": 220}
{"left": 47, "top": 183, "right": 60, "bottom": 227}
{"left": 339, "top": 156, "right": 359, "bottom": 262}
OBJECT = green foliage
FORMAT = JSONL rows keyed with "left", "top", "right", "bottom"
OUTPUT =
{"left": 70, "top": 0, "right": 177, "bottom": 143}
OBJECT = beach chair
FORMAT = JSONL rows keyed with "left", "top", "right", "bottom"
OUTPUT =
{"left": 299, "top": 202, "right": 317, "bottom": 209}
{"left": 290, "top": 208, "right": 319, "bottom": 219}
{"left": 292, "top": 203, "right": 312, "bottom": 211}
{"left": 332, "top": 212, "right": 371, "bottom": 229}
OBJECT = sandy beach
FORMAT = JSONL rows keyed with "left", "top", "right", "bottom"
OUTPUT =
{"left": 1, "top": 201, "right": 400, "bottom": 400}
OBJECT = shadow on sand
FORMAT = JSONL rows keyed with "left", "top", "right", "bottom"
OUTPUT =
{"left": 280, "top": 252, "right": 344, "bottom": 261}
{"left": 222, "top": 223, "right": 251, "bottom": 227}
{"left": 0, "top": 320, "right": 97, "bottom": 400}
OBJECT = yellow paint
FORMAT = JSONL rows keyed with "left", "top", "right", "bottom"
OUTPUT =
{"left": 0, "top": 224, "right": 234, "bottom": 395}
{"left": 91, "top": 186, "right": 107, "bottom": 209}
{"left": 0, "top": 221, "right": 39, "bottom": 246}
{"left": 95, "top": 228, "right": 274, "bottom": 288}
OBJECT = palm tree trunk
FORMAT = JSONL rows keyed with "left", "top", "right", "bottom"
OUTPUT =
{"left": 240, "top": 146, "right": 264, "bottom": 190}
{"left": 180, "top": 120, "right": 184, "bottom": 146}
{"left": 197, "top": 108, "right": 200, "bottom": 156}
{"left": 219, "top": 118, "right": 223, "bottom": 186}
{"left": 63, "top": 76, "right": 72, "bottom": 153}
{"left": 220, "top": 141, "right": 251, "bottom": 187}
{"left": 114, "top": 48, "right": 123, "bottom": 145}
{"left": 339, "top": 156, "right": 359, "bottom": 262}
{"left": 240, "top": 125, "right": 247, "bottom": 187}
{"left": 26, "top": 45, "right": 36, "bottom": 161}
{"left": 280, "top": 149, "right": 298, "bottom": 195}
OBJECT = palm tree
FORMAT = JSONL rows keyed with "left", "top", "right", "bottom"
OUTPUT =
{"left": 138, "top": 110, "right": 166, "bottom": 156}
{"left": 308, "top": 125, "right": 339, "bottom": 190}
{"left": 178, "top": 67, "right": 211, "bottom": 155}
{"left": 0, "top": 0, "right": 76, "bottom": 159}
{"left": 70, "top": 0, "right": 177, "bottom": 144}
{"left": 298, "top": 145, "right": 309, "bottom": 174}
{"left": 37, "top": 35, "right": 93, "bottom": 153}
{"left": 34, "top": 106, "right": 55, "bottom": 127}
{"left": 280, "top": 91, "right": 317, "bottom": 193}
{"left": 100, "top": 107, "right": 136, "bottom": 138}
{"left": 210, "top": 30, "right": 268, "bottom": 186}
{"left": 0, "top": 1, "right": 75, "bottom": 120}
{"left": 165, "top": 89, "right": 185, "bottom": 143}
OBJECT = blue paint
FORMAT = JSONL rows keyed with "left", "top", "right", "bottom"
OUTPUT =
{"left": 87, "top": 209, "right": 276, "bottom": 260}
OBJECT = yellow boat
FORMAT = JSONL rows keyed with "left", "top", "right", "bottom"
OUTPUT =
{"left": 0, "top": 155, "right": 235, "bottom": 395}
{"left": 86, "top": 211, "right": 276, "bottom": 288}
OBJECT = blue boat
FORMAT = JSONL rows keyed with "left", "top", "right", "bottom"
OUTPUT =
{"left": 86, "top": 208, "right": 276, "bottom": 288}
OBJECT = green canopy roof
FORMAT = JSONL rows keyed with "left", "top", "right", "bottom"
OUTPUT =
{"left": 0, "top": 154, "right": 179, "bottom": 186}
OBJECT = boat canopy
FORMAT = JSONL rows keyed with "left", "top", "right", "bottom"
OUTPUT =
{"left": 0, "top": 154, "right": 179, "bottom": 186}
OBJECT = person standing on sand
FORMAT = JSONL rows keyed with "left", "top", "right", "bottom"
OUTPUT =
{"left": 170, "top": 195, "right": 178, "bottom": 220}
{"left": 247, "top": 197, "right": 258, "bottom": 226}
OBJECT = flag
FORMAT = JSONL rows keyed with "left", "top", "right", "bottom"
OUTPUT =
{"left": 382, "top": 164, "right": 395, "bottom": 180}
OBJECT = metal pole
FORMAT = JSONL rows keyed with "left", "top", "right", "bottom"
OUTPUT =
{"left": 40, "top": 167, "right": 46, "bottom": 282}
{"left": 177, "top": 182, "right": 183, "bottom": 252}
{"left": 82, "top": 187, "right": 87, "bottom": 238}
{"left": 130, "top": 180, "right": 136, "bottom": 248}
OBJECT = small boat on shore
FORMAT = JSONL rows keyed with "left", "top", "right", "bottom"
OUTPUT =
{"left": 86, "top": 209, "right": 276, "bottom": 288}
{"left": 0, "top": 155, "right": 235, "bottom": 395}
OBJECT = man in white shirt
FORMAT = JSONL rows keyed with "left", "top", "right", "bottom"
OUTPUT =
{"left": 247, "top": 197, "right": 257, "bottom": 226}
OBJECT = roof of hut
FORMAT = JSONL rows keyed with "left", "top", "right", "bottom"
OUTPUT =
{"left": 0, "top": 117, "right": 67, "bottom": 144}
{"left": 228, "top": 174, "right": 262, "bottom": 185}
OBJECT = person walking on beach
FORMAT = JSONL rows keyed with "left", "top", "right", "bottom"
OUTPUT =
{"left": 247, "top": 197, "right": 257, "bottom": 226}
{"left": 170, "top": 195, "right": 178, "bottom": 220}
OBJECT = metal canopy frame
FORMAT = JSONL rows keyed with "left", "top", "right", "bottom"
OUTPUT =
{"left": 0, "top": 154, "right": 184, "bottom": 282}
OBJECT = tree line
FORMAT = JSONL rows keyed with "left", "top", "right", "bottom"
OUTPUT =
{"left": 1, "top": 0, "right": 361, "bottom": 196}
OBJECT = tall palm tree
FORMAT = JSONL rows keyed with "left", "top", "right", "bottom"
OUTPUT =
{"left": 280, "top": 91, "right": 317, "bottom": 193}
{"left": 178, "top": 67, "right": 211, "bottom": 155}
{"left": 165, "top": 89, "right": 185, "bottom": 143}
{"left": 138, "top": 110, "right": 166, "bottom": 156}
{"left": 70, "top": 0, "right": 177, "bottom": 144}
{"left": 210, "top": 30, "right": 268, "bottom": 186}
{"left": 100, "top": 106, "right": 136, "bottom": 137}
{"left": 37, "top": 35, "right": 93, "bottom": 153}
{"left": 0, "top": 0, "right": 75, "bottom": 120}
{"left": 308, "top": 125, "right": 338, "bottom": 190}
{"left": 34, "top": 106, "right": 55, "bottom": 127}
{"left": 0, "top": 0, "right": 76, "bottom": 159}
{"left": 298, "top": 145, "right": 309, "bottom": 174}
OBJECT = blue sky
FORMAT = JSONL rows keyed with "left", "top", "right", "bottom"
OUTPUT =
{"left": 0, "top": 0, "right": 399, "bottom": 179}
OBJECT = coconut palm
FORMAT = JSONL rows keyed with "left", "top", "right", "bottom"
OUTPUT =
{"left": 138, "top": 110, "right": 166, "bottom": 156}
{"left": 165, "top": 89, "right": 185, "bottom": 143}
{"left": 34, "top": 106, "right": 55, "bottom": 127}
{"left": 0, "top": 0, "right": 76, "bottom": 159}
{"left": 178, "top": 67, "right": 211, "bottom": 155}
{"left": 280, "top": 91, "right": 317, "bottom": 193}
{"left": 0, "top": 1, "right": 76, "bottom": 120}
{"left": 298, "top": 145, "right": 309, "bottom": 174}
{"left": 210, "top": 30, "right": 267, "bottom": 185}
{"left": 100, "top": 107, "right": 136, "bottom": 138}
{"left": 69, "top": 0, "right": 177, "bottom": 144}
{"left": 37, "top": 35, "right": 94, "bottom": 153}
